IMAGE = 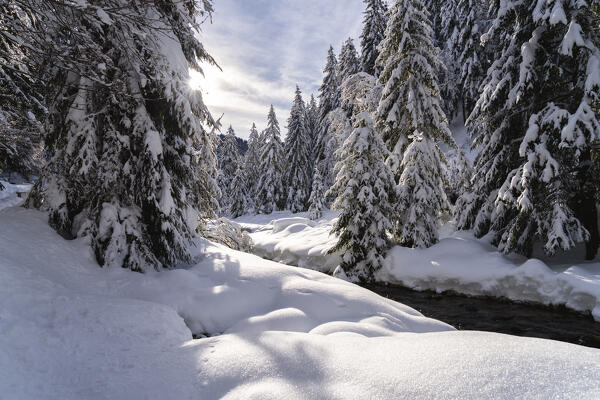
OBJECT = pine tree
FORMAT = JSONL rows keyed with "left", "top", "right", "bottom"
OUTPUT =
{"left": 256, "top": 105, "right": 285, "bottom": 214}
{"left": 27, "top": 0, "right": 219, "bottom": 272}
{"left": 229, "top": 165, "right": 248, "bottom": 218}
{"left": 338, "top": 38, "right": 360, "bottom": 83}
{"left": 244, "top": 123, "right": 261, "bottom": 211}
{"left": 455, "top": 0, "right": 488, "bottom": 118}
{"left": 329, "top": 113, "right": 396, "bottom": 282}
{"left": 217, "top": 126, "right": 241, "bottom": 214}
{"left": 458, "top": 0, "right": 600, "bottom": 258}
{"left": 437, "top": 0, "right": 462, "bottom": 121}
{"left": 376, "top": 0, "right": 456, "bottom": 248}
{"left": 304, "top": 94, "right": 320, "bottom": 167}
{"left": 360, "top": 0, "right": 389, "bottom": 77}
{"left": 284, "top": 86, "right": 312, "bottom": 213}
{"left": 308, "top": 166, "right": 326, "bottom": 220}
{"left": 0, "top": 2, "right": 44, "bottom": 181}
{"left": 314, "top": 46, "right": 341, "bottom": 189}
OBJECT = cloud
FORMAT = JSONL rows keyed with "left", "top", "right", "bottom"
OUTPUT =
{"left": 192, "top": 0, "right": 366, "bottom": 139}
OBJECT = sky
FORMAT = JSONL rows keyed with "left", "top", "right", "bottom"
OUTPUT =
{"left": 190, "top": 0, "right": 366, "bottom": 140}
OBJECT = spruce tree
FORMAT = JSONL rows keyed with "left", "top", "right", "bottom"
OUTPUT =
{"left": 244, "top": 123, "right": 261, "bottom": 211}
{"left": 308, "top": 166, "right": 326, "bottom": 220}
{"left": 360, "top": 0, "right": 389, "bottom": 77}
{"left": 304, "top": 94, "right": 320, "bottom": 167}
{"left": 338, "top": 38, "right": 360, "bottom": 83}
{"left": 0, "top": 2, "right": 44, "bottom": 181}
{"left": 284, "top": 86, "right": 312, "bottom": 213}
{"left": 455, "top": 0, "right": 488, "bottom": 118}
{"left": 329, "top": 113, "right": 396, "bottom": 282}
{"left": 256, "top": 105, "right": 285, "bottom": 214}
{"left": 376, "top": 0, "right": 456, "bottom": 248}
{"left": 437, "top": 0, "right": 462, "bottom": 121}
{"left": 314, "top": 46, "right": 341, "bottom": 189}
{"left": 458, "top": 0, "right": 600, "bottom": 258}
{"left": 217, "top": 126, "right": 241, "bottom": 214}
{"left": 28, "top": 1, "right": 219, "bottom": 271}
{"left": 229, "top": 165, "right": 248, "bottom": 218}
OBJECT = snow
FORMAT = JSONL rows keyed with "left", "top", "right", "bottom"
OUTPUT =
{"left": 238, "top": 211, "right": 600, "bottom": 321}
{"left": 1, "top": 207, "right": 600, "bottom": 398}
{"left": 0, "top": 180, "right": 32, "bottom": 211}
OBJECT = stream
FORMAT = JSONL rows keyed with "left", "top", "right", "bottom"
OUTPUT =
{"left": 363, "top": 283, "right": 600, "bottom": 349}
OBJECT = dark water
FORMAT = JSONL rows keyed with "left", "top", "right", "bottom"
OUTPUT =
{"left": 363, "top": 283, "right": 600, "bottom": 349}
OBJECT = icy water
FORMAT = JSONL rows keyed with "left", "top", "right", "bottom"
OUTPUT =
{"left": 364, "top": 283, "right": 600, "bottom": 349}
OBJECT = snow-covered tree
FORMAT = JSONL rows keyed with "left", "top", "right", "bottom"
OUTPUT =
{"left": 27, "top": 0, "right": 219, "bottom": 272}
{"left": 436, "top": 0, "right": 462, "bottom": 121}
{"left": 338, "top": 38, "right": 360, "bottom": 83}
{"left": 314, "top": 46, "right": 341, "bottom": 189}
{"left": 455, "top": 0, "right": 488, "bottom": 118}
{"left": 329, "top": 113, "right": 396, "bottom": 282}
{"left": 308, "top": 166, "right": 326, "bottom": 220}
{"left": 458, "top": 0, "right": 600, "bottom": 258}
{"left": 304, "top": 94, "right": 320, "bottom": 166}
{"left": 217, "top": 126, "right": 241, "bottom": 213}
{"left": 284, "top": 86, "right": 312, "bottom": 213}
{"left": 0, "top": 2, "right": 44, "bottom": 181}
{"left": 360, "top": 0, "right": 388, "bottom": 77}
{"left": 376, "top": 0, "right": 457, "bottom": 248}
{"left": 243, "top": 123, "right": 261, "bottom": 210}
{"left": 256, "top": 105, "right": 285, "bottom": 214}
{"left": 229, "top": 165, "right": 249, "bottom": 218}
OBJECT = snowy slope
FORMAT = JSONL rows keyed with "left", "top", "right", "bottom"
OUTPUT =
{"left": 238, "top": 212, "right": 600, "bottom": 321}
{"left": 1, "top": 207, "right": 600, "bottom": 399}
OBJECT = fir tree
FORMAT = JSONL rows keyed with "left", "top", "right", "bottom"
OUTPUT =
{"left": 28, "top": 0, "right": 219, "bottom": 272}
{"left": 308, "top": 166, "right": 326, "bottom": 220}
{"left": 284, "top": 86, "right": 312, "bottom": 213}
{"left": 244, "top": 123, "right": 261, "bottom": 211}
{"left": 455, "top": 0, "right": 488, "bottom": 118}
{"left": 229, "top": 165, "right": 248, "bottom": 218}
{"left": 360, "top": 0, "right": 389, "bottom": 77}
{"left": 314, "top": 46, "right": 341, "bottom": 189}
{"left": 376, "top": 0, "right": 456, "bottom": 248}
{"left": 304, "top": 94, "right": 320, "bottom": 166}
{"left": 217, "top": 126, "right": 241, "bottom": 214}
{"left": 458, "top": 0, "right": 600, "bottom": 258}
{"left": 329, "top": 113, "right": 396, "bottom": 282}
{"left": 338, "top": 38, "right": 360, "bottom": 83}
{"left": 437, "top": 0, "right": 462, "bottom": 121}
{"left": 256, "top": 105, "right": 285, "bottom": 214}
{"left": 0, "top": 2, "right": 44, "bottom": 181}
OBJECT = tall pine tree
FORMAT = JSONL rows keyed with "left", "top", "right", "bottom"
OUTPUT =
{"left": 458, "top": 0, "right": 600, "bottom": 259}
{"left": 360, "top": 0, "right": 389, "bottom": 77}
{"left": 217, "top": 126, "right": 241, "bottom": 214}
{"left": 244, "top": 122, "right": 261, "bottom": 211}
{"left": 376, "top": 0, "right": 457, "bottom": 248}
{"left": 329, "top": 113, "right": 396, "bottom": 282}
{"left": 256, "top": 105, "right": 285, "bottom": 214}
{"left": 27, "top": 0, "right": 220, "bottom": 271}
{"left": 284, "top": 86, "right": 312, "bottom": 213}
{"left": 338, "top": 38, "right": 360, "bottom": 83}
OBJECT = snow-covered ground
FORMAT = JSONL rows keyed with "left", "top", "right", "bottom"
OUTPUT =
{"left": 236, "top": 211, "right": 600, "bottom": 321}
{"left": 2, "top": 206, "right": 600, "bottom": 398}
{"left": 0, "top": 180, "right": 32, "bottom": 211}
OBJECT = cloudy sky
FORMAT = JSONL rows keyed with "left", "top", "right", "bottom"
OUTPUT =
{"left": 191, "top": 0, "right": 366, "bottom": 139}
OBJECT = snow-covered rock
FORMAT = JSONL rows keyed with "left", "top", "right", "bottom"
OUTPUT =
{"left": 2, "top": 207, "right": 600, "bottom": 399}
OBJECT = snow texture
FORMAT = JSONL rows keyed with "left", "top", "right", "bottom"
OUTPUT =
{"left": 1, "top": 207, "right": 600, "bottom": 398}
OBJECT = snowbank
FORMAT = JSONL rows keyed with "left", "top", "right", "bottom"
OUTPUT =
{"left": 237, "top": 210, "right": 342, "bottom": 273}
{"left": 238, "top": 211, "right": 600, "bottom": 321}
{"left": 0, "top": 180, "right": 32, "bottom": 211}
{"left": 2, "top": 207, "right": 600, "bottom": 399}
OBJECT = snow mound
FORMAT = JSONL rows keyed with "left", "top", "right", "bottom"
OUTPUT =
{"left": 2, "top": 207, "right": 600, "bottom": 399}
{"left": 272, "top": 217, "right": 317, "bottom": 233}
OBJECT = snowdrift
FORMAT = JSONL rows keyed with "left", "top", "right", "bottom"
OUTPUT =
{"left": 1, "top": 207, "right": 599, "bottom": 399}
{"left": 238, "top": 212, "right": 600, "bottom": 321}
